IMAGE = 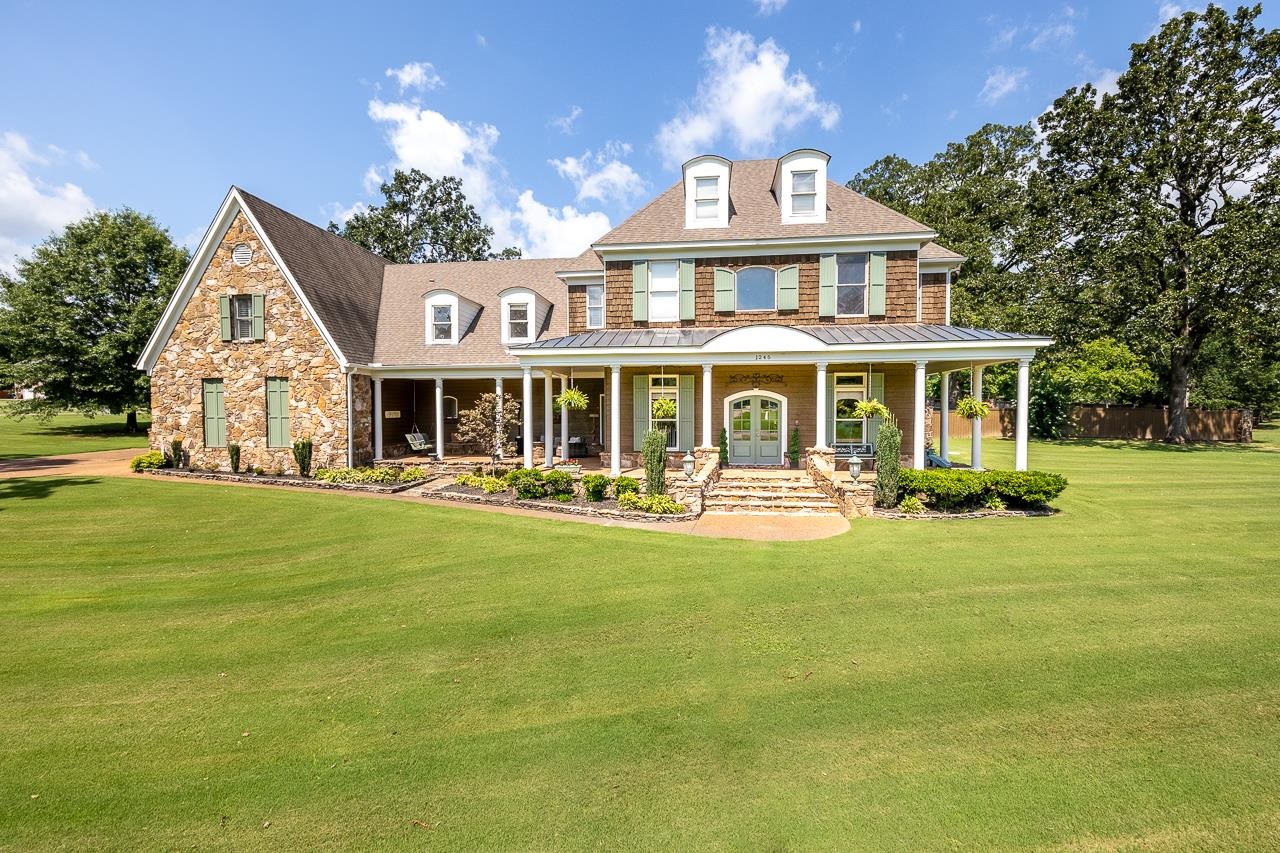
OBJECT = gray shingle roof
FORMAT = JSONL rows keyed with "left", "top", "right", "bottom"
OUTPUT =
{"left": 919, "top": 241, "right": 964, "bottom": 261}
{"left": 238, "top": 189, "right": 389, "bottom": 364}
{"left": 517, "top": 324, "right": 1044, "bottom": 350}
{"left": 594, "top": 159, "right": 933, "bottom": 246}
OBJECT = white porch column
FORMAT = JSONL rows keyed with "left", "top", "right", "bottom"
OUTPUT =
{"left": 701, "top": 363, "right": 713, "bottom": 447}
{"left": 559, "top": 376, "right": 570, "bottom": 463}
{"left": 543, "top": 371, "right": 554, "bottom": 467}
{"left": 971, "top": 364, "right": 983, "bottom": 470}
{"left": 815, "top": 361, "right": 829, "bottom": 448}
{"left": 1015, "top": 357, "right": 1031, "bottom": 471}
{"left": 609, "top": 364, "right": 621, "bottom": 477}
{"left": 434, "top": 378, "right": 444, "bottom": 461}
{"left": 372, "top": 377, "right": 383, "bottom": 460}
{"left": 494, "top": 376, "right": 504, "bottom": 459}
{"left": 913, "top": 360, "right": 927, "bottom": 470}
{"left": 939, "top": 370, "right": 951, "bottom": 461}
{"left": 522, "top": 368, "right": 534, "bottom": 469}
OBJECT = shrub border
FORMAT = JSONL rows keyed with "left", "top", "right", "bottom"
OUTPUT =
{"left": 140, "top": 468, "right": 429, "bottom": 494}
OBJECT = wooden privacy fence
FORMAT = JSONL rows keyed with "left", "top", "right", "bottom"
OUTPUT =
{"left": 935, "top": 405, "right": 1250, "bottom": 442}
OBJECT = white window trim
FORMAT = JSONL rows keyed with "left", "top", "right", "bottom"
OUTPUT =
{"left": 648, "top": 375, "right": 679, "bottom": 451}
{"left": 791, "top": 170, "right": 818, "bottom": 217}
{"left": 835, "top": 253, "right": 870, "bottom": 318}
{"left": 734, "top": 266, "right": 778, "bottom": 313}
{"left": 694, "top": 176, "right": 719, "bottom": 220}
{"left": 507, "top": 301, "right": 531, "bottom": 343}
{"left": 231, "top": 294, "right": 254, "bottom": 341}
{"left": 424, "top": 292, "right": 459, "bottom": 345}
{"left": 648, "top": 260, "right": 679, "bottom": 323}
{"left": 832, "top": 372, "right": 869, "bottom": 447}
{"left": 585, "top": 283, "right": 605, "bottom": 329}
{"left": 443, "top": 395, "right": 458, "bottom": 419}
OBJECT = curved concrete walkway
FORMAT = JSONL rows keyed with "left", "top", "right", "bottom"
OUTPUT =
{"left": 0, "top": 449, "right": 852, "bottom": 541}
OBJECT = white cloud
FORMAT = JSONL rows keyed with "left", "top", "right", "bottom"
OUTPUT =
{"left": 551, "top": 105, "right": 583, "bottom": 135}
{"left": 385, "top": 61, "right": 443, "bottom": 93}
{"left": 551, "top": 142, "right": 645, "bottom": 205}
{"left": 0, "top": 132, "right": 96, "bottom": 275}
{"left": 1028, "top": 22, "right": 1075, "bottom": 51}
{"left": 979, "top": 67, "right": 1028, "bottom": 105}
{"left": 1091, "top": 68, "right": 1121, "bottom": 100}
{"left": 991, "top": 26, "right": 1018, "bottom": 49}
{"left": 364, "top": 95, "right": 611, "bottom": 257}
{"left": 476, "top": 34, "right": 488, "bottom": 48}
{"left": 1159, "top": 3, "right": 1190, "bottom": 23}
{"left": 656, "top": 27, "right": 839, "bottom": 168}
{"left": 755, "top": 0, "right": 787, "bottom": 14}
{"left": 851, "top": 19, "right": 862, "bottom": 34}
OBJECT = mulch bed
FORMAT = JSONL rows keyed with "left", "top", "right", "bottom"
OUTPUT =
{"left": 432, "top": 485, "right": 696, "bottom": 522}
{"left": 142, "top": 468, "right": 428, "bottom": 494}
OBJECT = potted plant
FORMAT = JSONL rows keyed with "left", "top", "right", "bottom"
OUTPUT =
{"left": 650, "top": 397, "right": 677, "bottom": 420}
{"left": 852, "top": 399, "right": 891, "bottom": 421}
{"left": 955, "top": 395, "right": 991, "bottom": 420}
{"left": 788, "top": 424, "right": 802, "bottom": 469}
{"left": 554, "top": 386, "right": 589, "bottom": 412}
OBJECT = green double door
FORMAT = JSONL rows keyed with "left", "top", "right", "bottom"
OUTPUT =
{"left": 729, "top": 396, "right": 782, "bottom": 466}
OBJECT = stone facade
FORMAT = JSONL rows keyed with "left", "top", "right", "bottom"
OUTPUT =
{"left": 149, "top": 212, "right": 352, "bottom": 472}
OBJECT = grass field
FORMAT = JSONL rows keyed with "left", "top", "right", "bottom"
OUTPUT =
{"left": 1, "top": 430, "right": 1278, "bottom": 850}
{"left": 0, "top": 402, "right": 149, "bottom": 459}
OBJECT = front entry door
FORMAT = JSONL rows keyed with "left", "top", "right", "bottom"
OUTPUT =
{"left": 729, "top": 396, "right": 782, "bottom": 465}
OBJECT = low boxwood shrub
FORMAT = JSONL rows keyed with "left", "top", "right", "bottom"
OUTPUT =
{"left": 984, "top": 470, "right": 1068, "bottom": 506}
{"left": 543, "top": 469, "right": 575, "bottom": 499}
{"left": 612, "top": 476, "right": 641, "bottom": 497}
{"left": 506, "top": 467, "right": 546, "bottom": 500}
{"left": 129, "top": 450, "right": 168, "bottom": 472}
{"left": 582, "top": 473, "right": 611, "bottom": 502}
{"left": 618, "top": 492, "right": 685, "bottom": 514}
{"left": 399, "top": 466, "right": 429, "bottom": 482}
{"left": 897, "top": 468, "right": 1067, "bottom": 510}
{"left": 898, "top": 495, "right": 926, "bottom": 514}
{"left": 314, "top": 466, "right": 401, "bottom": 485}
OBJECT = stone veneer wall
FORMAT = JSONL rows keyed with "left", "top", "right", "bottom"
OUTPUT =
{"left": 149, "top": 212, "right": 353, "bottom": 472}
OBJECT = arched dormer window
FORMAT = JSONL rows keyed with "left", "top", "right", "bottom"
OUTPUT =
{"left": 736, "top": 266, "right": 777, "bottom": 311}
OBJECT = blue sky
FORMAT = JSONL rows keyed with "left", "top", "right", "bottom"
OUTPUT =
{"left": 0, "top": 0, "right": 1262, "bottom": 269}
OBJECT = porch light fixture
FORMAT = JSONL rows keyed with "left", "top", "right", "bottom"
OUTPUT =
{"left": 849, "top": 456, "right": 863, "bottom": 479}
{"left": 682, "top": 452, "right": 695, "bottom": 479}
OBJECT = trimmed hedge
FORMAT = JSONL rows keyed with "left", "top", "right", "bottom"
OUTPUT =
{"left": 505, "top": 467, "right": 546, "bottom": 500}
{"left": 898, "top": 468, "right": 1067, "bottom": 510}
{"left": 618, "top": 492, "right": 685, "bottom": 514}
{"left": 543, "top": 469, "right": 575, "bottom": 498}
{"left": 130, "top": 450, "right": 169, "bottom": 472}
{"left": 582, "top": 473, "right": 611, "bottom": 502}
{"left": 612, "top": 476, "right": 641, "bottom": 497}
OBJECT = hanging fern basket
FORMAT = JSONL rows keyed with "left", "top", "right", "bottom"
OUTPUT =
{"left": 554, "top": 386, "right": 589, "bottom": 412}
{"left": 651, "top": 397, "right": 677, "bottom": 420}
{"left": 955, "top": 395, "right": 991, "bottom": 420}
{"left": 852, "top": 398, "right": 892, "bottom": 421}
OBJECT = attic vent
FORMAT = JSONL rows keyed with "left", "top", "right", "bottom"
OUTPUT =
{"left": 232, "top": 243, "right": 253, "bottom": 266}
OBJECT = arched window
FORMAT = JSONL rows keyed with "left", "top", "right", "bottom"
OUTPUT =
{"left": 443, "top": 396, "right": 458, "bottom": 419}
{"left": 736, "top": 267, "right": 777, "bottom": 311}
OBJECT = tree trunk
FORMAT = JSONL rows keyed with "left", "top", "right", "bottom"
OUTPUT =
{"left": 125, "top": 409, "right": 139, "bottom": 434}
{"left": 1165, "top": 351, "right": 1192, "bottom": 444}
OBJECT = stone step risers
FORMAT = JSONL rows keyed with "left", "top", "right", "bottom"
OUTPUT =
{"left": 702, "top": 499, "right": 841, "bottom": 514}
{"left": 705, "top": 470, "right": 841, "bottom": 515}
{"left": 709, "top": 488, "right": 831, "bottom": 501}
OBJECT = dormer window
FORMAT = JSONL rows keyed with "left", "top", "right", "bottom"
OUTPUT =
{"left": 431, "top": 304, "right": 453, "bottom": 342}
{"left": 695, "top": 177, "right": 719, "bottom": 219}
{"left": 791, "top": 170, "right": 817, "bottom": 214}
{"left": 424, "top": 290, "right": 477, "bottom": 346}
{"left": 508, "top": 302, "right": 529, "bottom": 340}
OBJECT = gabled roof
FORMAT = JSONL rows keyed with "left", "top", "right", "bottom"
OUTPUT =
{"left": 237, "top": 189, "right": 389, "bottom": 364}
{"left": 919, "top": 241, "right": 964, "bottom": 261}
{"left": 594, "top": 158, "right": 933, "bottom": 246}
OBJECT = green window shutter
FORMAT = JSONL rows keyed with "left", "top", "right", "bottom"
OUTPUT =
{"left": 266, "top": 378, "right": 290, "bottom": 448}
{"left": 251, "top": 294, "right": 265, "bottom": 340}
{"left": 818, "top": 254, "right": 837, "bottom": 317}
{"left": 677, "top": 375, "right": 694, "bottom": 452}
{"left": 678, "top": 259, "right": 695, "bottom": 320}
{"left": 868, "top": 372, "right": 885, "bottom": 448}
{"left": 632, "top": 375, "right": 647, "bottom": 451}
{"left": 713, "top": 268, "right": 735, "bottom": 312}
{"left": 631, "top": 261, "right": 648, "bottom": 322}
{"left": 202, "top": 379, "right": 225, "bottom": 447}
{"left": 218, "top": 295, "right": 232, "bottom": 341}
{"left": 869, "top": 252, "right": 887, "bottom": 315}
{"left": 777, "top": 265, "right": 799, "bottom": 311}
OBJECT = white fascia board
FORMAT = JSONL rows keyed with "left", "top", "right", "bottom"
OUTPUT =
{"left": 357, "top": 363, "right": 529, "bottom": 379}
{"left": 555, "top": 269, "right": 605, "bottom": 282}
{"left": 593, "top": 231, "right": 938, "bottom": 261}
{"left": 135, "top": 187, "right": 350, "bottom": 373}
{"left": 919, "top": 258, "right": 965, "bottom": 269}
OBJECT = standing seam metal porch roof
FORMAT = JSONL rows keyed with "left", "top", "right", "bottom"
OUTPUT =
{"left": 514, "top": 324, "right": 1047, "bottom": 350}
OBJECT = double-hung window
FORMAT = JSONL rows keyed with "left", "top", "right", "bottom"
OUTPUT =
{"left": 231, "top": 294, "right": 254, "bottom": 340}
{"left": 648, "top": 261, "right": 679, "bottom": 322}
{"left": 836, "top": 253, "right": 868, "bottom": 316}
{"left": 833, "top": 374, "right": 867, "bottom": 445}
{"left": 586, "top": 284, "right": 605, "bottom": 329}
{"left": 649, "top": 375, "right": 678, "bottom": 450}
{"left": 508, "top": 302, "right": 529, "bottom": 340}
{"left": 431, "top": 304, "right": 453, "bottom": 342}
{"left": 791, "top": 170, "right": 817, "bottom": 214}
{"left": 694, "top": 176, "right": 719, "bottom": 220}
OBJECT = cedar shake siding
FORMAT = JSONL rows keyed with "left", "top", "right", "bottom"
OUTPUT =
{"left": 920, "top": 272, "right": 948, "bottom": 324}
{"left": 593, "top": 252, "right": 920, "bottom": 332}
{"left": 149, "top": 212, "right": 353, "bottom": 471}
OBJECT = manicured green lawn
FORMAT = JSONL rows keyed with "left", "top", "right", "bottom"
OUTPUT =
{"left": 0, "top": 402, "right": 149, "bottom": 459}
{"left": 1, "top": 431, "right": 1278, "bottom": 850}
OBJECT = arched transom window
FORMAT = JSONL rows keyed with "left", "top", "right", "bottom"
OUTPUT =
{"left": 736, "top": 266, "right": 777, "bottom": 311}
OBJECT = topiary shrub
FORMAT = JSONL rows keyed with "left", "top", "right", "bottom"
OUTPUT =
{"left": 788, "top": 425, "right": 801, "bottom": 467}
{"left": 718, "top": 427, "right": 728, "bottom": 465}
{"left": 228, "top": 443, "right": 241, "bottom": 474}
{"left": 543, "top": 469, "right": 574, "bottom": 499}
{"left": 169, "top": 439, "right": 183, "bottom": 468}
{"left": 582, "top": 473, "right": 611, "bottom": 502}
{"left": 129, "top": 450, "right": 168, "bottom": 472}
{"left": 618, "top": 492, "right": 685, "bottom": 514}
{"left": 612, "top": 476, "right": 640, "bottom": 497}
{"left": 873, "top": 419, "right": 902, "bottom": 508}
{"left": 292, "top": 438, "right": 313, "bottom": 477}
{"left": 506, "top": 467, "right": 546, "bottom": 500}
{"left": 641, "top": 428, "right": 668, "bottom": 496}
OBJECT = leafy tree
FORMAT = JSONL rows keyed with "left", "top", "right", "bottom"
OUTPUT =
{"left": 328, "top": 169, "right": 520, "bottom": 262}
{"left": 1032, "top": 4, "right": 1280, "bottom": 442}
{"left": 1049, "top": 338, "right": 1158, "bottom": 405}
{"left": 0, "top": 209, "right": 189, "bottom": 431}
{"left": 454, "top": 392, "right": 521, "bottom": 473}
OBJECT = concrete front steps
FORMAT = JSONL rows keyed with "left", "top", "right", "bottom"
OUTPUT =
{"left": 704, "top": 468, "right": 842, "bottom": 515}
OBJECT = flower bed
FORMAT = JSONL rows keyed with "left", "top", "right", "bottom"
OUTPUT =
{"left": 141, "top": 466, "right": 431, "bottom": 494}
{"left": 432, "top": 471, "right": 696, "bottom": 521}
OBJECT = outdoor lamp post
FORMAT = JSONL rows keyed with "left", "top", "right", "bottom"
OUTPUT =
{"left": 849, "top": 456, "right": 863, "bottom": 479}
{"left": 682, "top": 452, "right": 695, "bottom": 479}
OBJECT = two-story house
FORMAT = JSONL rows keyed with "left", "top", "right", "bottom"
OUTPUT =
{"left": 138, "top": 149, "right": 1050, "bottom": 480}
